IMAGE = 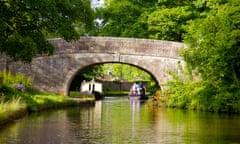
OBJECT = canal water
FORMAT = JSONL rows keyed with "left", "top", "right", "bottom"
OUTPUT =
{"left": 0, "top": 96, "right": 240, "bottom": 144}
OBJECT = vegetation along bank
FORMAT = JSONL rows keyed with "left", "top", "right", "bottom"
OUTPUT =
{"left": 0, "top": 71, "right": 94, "bottom": 127}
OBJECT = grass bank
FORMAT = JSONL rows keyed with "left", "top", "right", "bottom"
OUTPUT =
{"left": 104, "top": 90, "right": 151, "bottom": 96}
{"left": 0, "top": 93, "right": 96, "bottom": 127}
{"left": 104, "top": 90, "right": 129, "bottom": 96}
{"left": 70, "top": 90, "right": 145, "bottom": 96}
{"left": 69, "top": 91, "right": 95, "bottom": 98}
{"left": 0, "top": 93, "right": 82, "bottom": 127}
{"left": 70, "top": 90, "right": 141, "bottom": 97}
{"left": 0, "top": 97, "right": 27, "bottom": 126}
{"left": 0, "top": 71, "right": 94, "bottom": 127}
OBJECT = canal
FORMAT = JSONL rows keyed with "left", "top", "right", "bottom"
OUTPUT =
{"left": 0, "top": 96, "right": 240, "bottom": 144}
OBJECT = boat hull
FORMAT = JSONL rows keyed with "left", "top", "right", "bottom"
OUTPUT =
{"left": 128, "top": 94, "right": 141, "bottom": 100}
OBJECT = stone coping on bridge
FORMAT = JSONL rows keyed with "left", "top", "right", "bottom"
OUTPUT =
{"left": 48, "top": 36, "right": 184, "bottom": 59}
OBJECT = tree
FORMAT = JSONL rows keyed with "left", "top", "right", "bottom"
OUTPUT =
{"left": 167, "top": 0, "right": 240, "bottom": 112}
{"left": 96, "top": 0, "right": 142, "bottom": 37}
{"left": 147, "top": 0, "right": 208, "bottom": 41}
{"left": 103, "top": 63, "right": 151, "bottom": 82}
{"left": 183, "top": 0, "right": 240, "bottom": 87}
{"left": 95, "top": 0, "right": 206, "bottom": 41}
{"left": 0, "top": 0, "right": 94, "bottom": 62}
{"left": 94, "top": 0, "right": 160, "bottom": 38}
{"left": 147, "top": 6, "right": 194, "bottom": 41}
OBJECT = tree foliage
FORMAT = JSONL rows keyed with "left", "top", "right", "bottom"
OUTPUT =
{"left": 95, "top": 0, "right": 207, "bottom": 41}
{"left": 95, "top": 0, "right": 143, "bottom": 37}
{"left": 0, "top": 0, "right": 94, "bottom": 62}
{"left": 183, "top": 0, "right": 240, "bottom": 87}
{"left": 166, "top": 0, "right": 240, "bottom": 112}
{"left": 147, "top": 6, "right": 194, "bottom": 41}
{"left": 101, "top": 63, "right": 152, "bottom": 82}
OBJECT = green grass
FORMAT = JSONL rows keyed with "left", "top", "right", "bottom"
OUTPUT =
{"left": 104, "top": 90, "right": 130, "bottom": 95}
{"left": 0, "top": 97, "right": 27, "bottom": 125}
{"left": 24, "top": 93, "right": 78, "bottom": 112}
{"left": 69, "top": 91, "right": 95, "bottom": 98}
{"left": 0, "top": 92, "right": 78, "bottom": 113}
{"left": 103, "top": 90, "right": 151, "bottom": 96}
{"left": 0, "top": 97, "right": 26, "bottom": 115}
{"left": 0, "top": 93, "right": 79, "bottom": 126}
{"left": 0, "top": 71, "right": 85, "bottom": 126}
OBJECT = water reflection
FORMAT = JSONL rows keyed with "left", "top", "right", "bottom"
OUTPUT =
{"left": 0, "top": 96, "right": 240, "bottom": 144}
{"left": 130, "top": 99, "right": 140, "bottom": 140}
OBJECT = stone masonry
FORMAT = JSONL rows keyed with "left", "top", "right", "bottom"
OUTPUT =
{"left": 0, "top": 37, "right": 185, "bottom": 95}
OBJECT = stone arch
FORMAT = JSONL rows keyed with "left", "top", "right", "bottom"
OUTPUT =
{"left": 64, "top": 61, "right": 160, "bottom": 96}
{"left": 2, "top": 37, "right": 184, "bottom": 95}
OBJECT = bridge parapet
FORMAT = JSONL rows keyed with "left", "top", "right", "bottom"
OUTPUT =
{"left": 48, "top": 37, "right": 184, "bottom": 59}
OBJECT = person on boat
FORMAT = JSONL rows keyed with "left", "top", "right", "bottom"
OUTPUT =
{"left": 130, "top": 83, "right": 138, "bottom": 96}
{"left": 138, "top": 82, "right": 143, "bottom": 96}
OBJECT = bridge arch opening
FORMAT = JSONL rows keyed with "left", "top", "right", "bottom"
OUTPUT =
{"left": 66, "top": 62, "right": 160, "bottom": 96}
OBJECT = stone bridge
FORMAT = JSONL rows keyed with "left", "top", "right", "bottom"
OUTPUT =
{"left": 0, "top": 37, "right": 184, "bottom": 95}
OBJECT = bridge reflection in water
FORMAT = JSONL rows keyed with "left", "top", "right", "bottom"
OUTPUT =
{"left": 0, "top": 96, "right": 240, "bottom": 144}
